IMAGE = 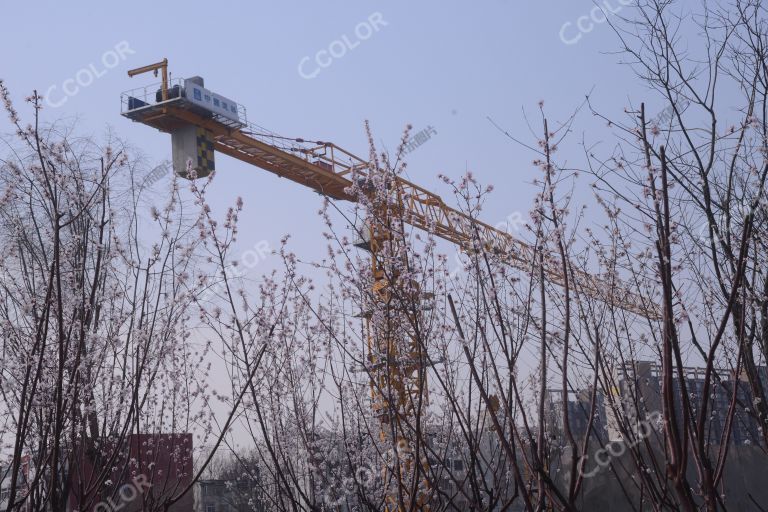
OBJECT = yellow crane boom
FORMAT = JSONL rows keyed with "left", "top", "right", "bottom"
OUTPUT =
{"left": 121, "top": 72, "right": 656, "bottom": 319}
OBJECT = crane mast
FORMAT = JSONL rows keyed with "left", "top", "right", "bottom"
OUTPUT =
{"left": 122, "top": 62, "right": 658, "bottom": 511}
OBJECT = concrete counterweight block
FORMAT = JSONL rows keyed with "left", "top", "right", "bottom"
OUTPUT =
{"left": 172, "top": 124, "right": 215, "bottom": 179}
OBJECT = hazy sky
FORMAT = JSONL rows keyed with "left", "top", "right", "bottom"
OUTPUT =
{"left": 1, "top": 0, "right": 719, "bottom": 451}
{"left": 0, "top": 0, "right": 704, "bottom": 284}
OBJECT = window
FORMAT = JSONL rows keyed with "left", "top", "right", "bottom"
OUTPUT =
{"left": 222, "top": 102, "right": 228, "bottom": 110}
{"left": 454, "top": 459, "right": 464, "bottom": 471}
{"left": 204, "top": 94, "right": 211, "bottom": 102}
{"left": 213, "top": 98, "right": 220, "bottom": 107}
{"left": 193, "top": 88, "right": 202, "bottom": 101}
{"left": 206, "top": 505, "right": 215, "bottom": 512}
{"left": 230, "top": 104, "right": 237, "bottom": 113}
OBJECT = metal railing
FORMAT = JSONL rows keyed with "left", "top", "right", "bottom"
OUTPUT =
{"left": 120, "top": 78, "right": 248, "bottom": 127}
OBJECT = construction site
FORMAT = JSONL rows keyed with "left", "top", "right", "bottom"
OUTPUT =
{"left": 2, "top": 2, "right": 768, "bottom": 511}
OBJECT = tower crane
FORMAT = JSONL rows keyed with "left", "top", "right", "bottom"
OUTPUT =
{"left": 122, "top": 60, "right": 658, "bottom": 511}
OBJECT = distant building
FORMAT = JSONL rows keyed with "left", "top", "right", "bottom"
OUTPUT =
{"left": 424, "top": 420, "right": 522, "bottom": 511}
{"left": 195, "top": 479, "right": 265, "bottom": 512}
{"left": 1, "top": 456, "right": 33, "bottom": 512}
{"left": 545, "top": 388, "right": 608, "bottom": 444}
{"left": 1, "top": 467, "right": 13, "bottom": 512}
{"left": 197, "top": 480, "right": 226, "bottom": 512}
{"left": 605, "top": 360, "right": 766, "bottom": 445}
{"left": 68, "top": 433, "right": 194, "bottom": 512}
{"left": 424, "top": 430, "right": 470, "bottom": 508}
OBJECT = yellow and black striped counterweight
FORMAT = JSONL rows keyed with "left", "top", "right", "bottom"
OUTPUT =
{"left": 171, "top": 124, "right": 215, "bottom": 179}
{"left": 195, "top": 127, "right": 215, "bottom": 173}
